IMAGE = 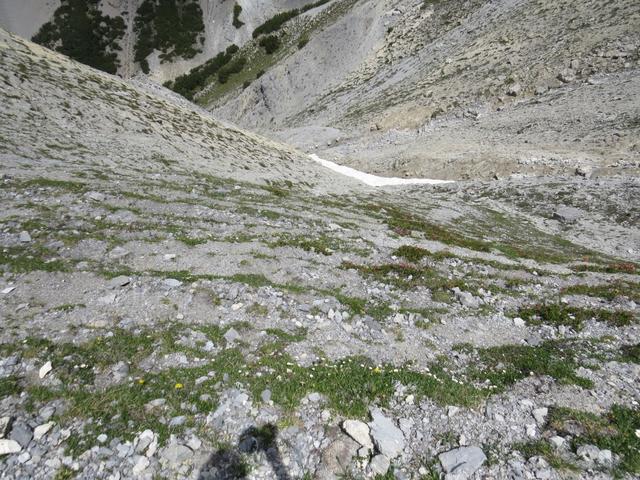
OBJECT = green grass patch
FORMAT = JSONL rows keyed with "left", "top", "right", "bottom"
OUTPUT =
{"left": 620, "top": 343, "right": 640, "bottom": 364}
{"left": 513, "top": 440, "right": 578, "bottom": 470}
{"left": 518, "top": 304, "right": 637, "bottom": 330}
{"left": 466, "top": 341, "right": 594, "bottom": 390}
{"left": 548, "top": 405, "right": 640, "bottom": 474}
{"left": 393, "top": 245, "right": 430, "bottom": 262}
{"left": 0, "top": 246, "right": 70, "bottom": 273}
{"left": 562, "top": 282, "right": 640, "bottom": 303}
{"left": 0, "top": 375, "right": 21, "bottom": 399}
{"left": 271, "top": 234, "right": 335, "bottom": 255}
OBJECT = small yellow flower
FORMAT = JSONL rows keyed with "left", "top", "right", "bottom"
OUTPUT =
{"left": 137, "top": 379, "right": 145, "bottom": 385}
{"left": 174, "top": 383, "right": 184, "bottom": 389}
{"left": 373, "top": 367, "right": 382, "bottom": 374}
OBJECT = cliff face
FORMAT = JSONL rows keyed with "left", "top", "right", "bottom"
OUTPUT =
{"left": 0, "top": 0, "right": 312, "bottom": 81}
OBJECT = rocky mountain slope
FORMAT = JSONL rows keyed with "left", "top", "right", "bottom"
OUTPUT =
{"left": 206, "top": 0, "right": 640, "bottom": 180}
{"left": 1, "top": 27, "right": 640, "bottom": 480}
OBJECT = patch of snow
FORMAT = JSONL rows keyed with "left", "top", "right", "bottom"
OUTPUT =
{"left": 309, "top": 154, "right": 453, "bottom": 187}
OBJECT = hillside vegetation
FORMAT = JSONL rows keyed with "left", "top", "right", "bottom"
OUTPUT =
{"left": 1, "top": 27, "right": 640, "bottom": 480}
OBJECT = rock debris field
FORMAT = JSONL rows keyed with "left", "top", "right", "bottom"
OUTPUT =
{"left": 1, "top": 28, "right": 640, "bottom": 480}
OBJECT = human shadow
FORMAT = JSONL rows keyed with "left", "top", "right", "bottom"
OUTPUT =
{"left": 198, "top": 424, "right": 291, "bottom": 480}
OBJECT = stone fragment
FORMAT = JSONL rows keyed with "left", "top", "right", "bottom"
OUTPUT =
{"left": 0, "top": 417, "right": 12, "bottom": 438}
{"left": 223, "top": 328, "right": 240, "bottom": 343}
{"left": 260, "top": 389, "right": 272, "bottom": 402}
{"left": 342, "top": 420, "right": 373, "bottom": 449}
{"left": 19, "top": 231, "right": 31, "bottom": 243}
{"left": 0, "top": 439, "right": 21, "bottom": 455}
{"left": 160, "top": 443, "right": 193, "bottom": 466}
{"left": 553, "top": 206, "right": 582, "bottom": 224}
{"left": 109, "top": 275, "right": 131, "bottom": 287}
{"left": 163, "top": 278, "right": 183, "bottom": 288}
{"left": 132, "top": 456, "right": 150, "bottom": 475}
{"left": 33, "top": 422, "right": 54, "bottom": 441}
{"left": 9, "top": 423, "right": 32, "bottom": 448}
{"left": 368, "top": 454, "right": 390, "bottom": 475}
{"left": 368, "top": 408, "right": 405, "bottom": 458}
{"left": 438, "top": 446, "right": 486, "bottom": 479}
{"left": 39, "top": 361, "right": 52, "bottom": 379}
{"left": 533, "top": 407, "right": 548, "bottom": 425}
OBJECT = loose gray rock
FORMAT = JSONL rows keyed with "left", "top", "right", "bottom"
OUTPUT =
{"left": 33, "top": 422, "right": 54, "bottom": 441}
{"left": 223, "top": 327, "right": 240, "bottom": 343}
{"left": 368, "top": 454, "right": 390, "bottom": 475}
{"left": 260, "top": 389, "right": 272, "bottom": 402}
{"left": 0, "top": 417, "right": 12, "bottom": 439}
{"left": 438, "top": 446, "right": 486, "bottom": 479}
{"left": 163, "top": 278, "right": 183, "bottom": 288}
{"left": 0, "top": 439, "right": 22, "bottom": 455}
{"left": 368, "top": 408, "right": 405, "bottom": 458}
{"left": 109, "top": 275, "right": 131, "bottom": 287}
{"left": 553, "top": 206, "right": 582, "bottom": 224}
{"left": 19, "top": 231, "right": 31, "bottom": 243}
{"left": 160, "top": 443, "right": 193, "bottom": 466}
{"left": 342, "top": 419, "right": 373, "bottom": 449}
{"left": 9, "top": 422, "right": 32, "bottom": 448}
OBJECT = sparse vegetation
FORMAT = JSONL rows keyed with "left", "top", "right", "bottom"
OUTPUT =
{"left": 165, "top": 44, "right": 239, "bottom": 99}
{"left": 259, "top": 35, "right": 281, "bottom": 55}
{"left": 232, "top": 3, "right": 244, "bottom": 29}
{"left": 518, "top": 303, "right": 637, "bottom": 330}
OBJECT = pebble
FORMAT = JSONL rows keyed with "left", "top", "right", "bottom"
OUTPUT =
{"left": 39, "top": 361, "right": 53, "bottom": 379}
{"left": 33, "top": 422, "right": 54, "bottom": 441}
{"left": 0, "top": 439, "right": 22, "bottom": 455}
{"left": 163, "top": 278, "right": 183, "bottom": 288}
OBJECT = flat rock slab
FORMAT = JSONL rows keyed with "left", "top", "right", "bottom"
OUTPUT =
{"left": 553, "top": 206, "right": 582, "bottom": 223}
{"left": 368, "top": 408, "right": 405, "bottom": 458}
{"left": 439, "top": 446, "right": 486, "bottom": 479}
{"left": 342, "top": 419, "right": 373, "bottom": 449}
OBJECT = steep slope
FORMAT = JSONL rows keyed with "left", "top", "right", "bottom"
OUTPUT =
{"left": 209, "top": 0, "right": 640, "bottom": 179}
{"left": 1, "top": 27, "right": 640, "bottom": 480}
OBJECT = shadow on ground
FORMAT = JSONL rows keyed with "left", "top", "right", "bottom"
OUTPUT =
{"left": 198, "top": 424, "right": 291, "bottom": 480}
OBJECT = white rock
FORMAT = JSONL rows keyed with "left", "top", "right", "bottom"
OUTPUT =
{"left": 368, "top": 408, "right": 405, "bottom": 458}
{"left": 513, "top": 317, "right": 526, "bottom": 327}
{"left": 533, "top": 407, "right": 548, "bottom": 425}
{"left": 164, "top": 254, "right": 176, "bottom": 261}
{"left": 163, "top": 278, "right": 182, "bottom": 288}
{"left": 549, "top": 436, "right": 564, "bottom": 448}
{"left": 98, "top": 293, "right": 117, "bottom": 304}
{"left": 19, "top": 231, "right": 31, "bottom": 243}
{"left": 39, "top": 361, "right": 53, "bottom": 379}
{"left": 0, "top": 439, "right": 22, "bottom": 455}
{"left": 132, "top": 456, "right": 150, "bottom": 474}
{"left": 1, "top": 287, "right": 16, "bottom": 294}
{"left": 368, "top": 454, "right": 390, "bottom": 475}
{"left": 33, "top": 422, "right": 54, "bottom": 441}
{"left": 526, "top": 424, "right": 537, "bottom": 437}
{"left": 17, "top": 451, "right": 30, "bottom": 463}
{"left": 342, "top": 420, "right": 373, "bottom": 449}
